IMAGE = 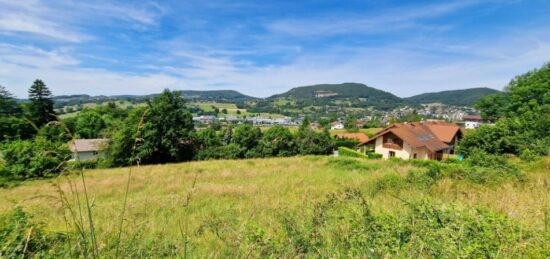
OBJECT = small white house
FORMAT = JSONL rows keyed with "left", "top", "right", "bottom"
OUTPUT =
{"left": 69, "top": 139, "right": 109, "bottom": 161}
{"left": 463, "top": 114, "right": 483, "bottom": 129}
{"left": 330, "top": 122, "right": 344, "bottom": 130}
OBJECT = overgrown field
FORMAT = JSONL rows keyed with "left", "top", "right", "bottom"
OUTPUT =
{"left": 1, "top": 156, "right": 550, "bottom": 257}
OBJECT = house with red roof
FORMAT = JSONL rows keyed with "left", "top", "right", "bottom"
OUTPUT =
{"left": 360, "top": 121, "right": 464, "bottom": 160}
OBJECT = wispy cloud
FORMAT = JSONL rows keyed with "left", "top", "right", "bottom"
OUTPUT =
{"left": 0, "top": 0, "right": 165, "bottom": 42}
{"left": 266, "top": 1, "right": 482, "bottom": 36}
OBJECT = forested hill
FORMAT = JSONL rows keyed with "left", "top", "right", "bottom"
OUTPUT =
{"left": 179, "top": 90, "right": 255, "bottom": 102}
{"left": 48, "top": 90, "right": 255, "bottom": 108}
{"left": 266, "top": 83, "right": 409, "bottom": 110}
{"left": 404, "top": 87, "right": 501, "bottom": 107}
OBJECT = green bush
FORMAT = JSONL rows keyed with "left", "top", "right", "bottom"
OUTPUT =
{"left": 0, "top": 207, "right": 68, "bottom": 257}
{"left": 333, "top": 138, "right": 360, "bottom": 149}
{"left": 338, "top": 146, "right": 367, "bottom": 158}
{"left": 367, "top": 153, "right": 383, "bottom": 159}
{"left": 0, "top": 137, "right": 70, "bottom": 179}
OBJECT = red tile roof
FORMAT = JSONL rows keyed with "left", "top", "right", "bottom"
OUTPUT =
{"left": 361, "top": 121, "right": 462, "bottom": 152}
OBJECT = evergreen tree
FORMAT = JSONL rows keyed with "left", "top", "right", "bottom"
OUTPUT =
{"left": 0, "top": 85, "right": 19, "bottom": 116}
{"left": 28, "top": 79, "right": 56, "bottom": 127}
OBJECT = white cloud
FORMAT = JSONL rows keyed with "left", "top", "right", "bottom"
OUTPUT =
{"left": 267, "top": 1, "right": 482, "bottom": 36}
{"left": 0, "top": 0, "right": 165, "bottom": 42}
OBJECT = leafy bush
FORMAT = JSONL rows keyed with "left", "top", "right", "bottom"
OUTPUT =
{"left": 0, "top": 137, "right": 70, "bottom": 179}
{"left": 0, "top": 207, "right": 68, "bottom": 257}
{"left": 338, "top": 146, "right": 367, "bottom": 158}
{"left": 333, "top": 137, "right": 360, "bottom": 149}
{"left": 367, "top": 153, "right": 383, "bottom": 159}
{"left": 196, "top": 144, "right": 242, "bottom": 160}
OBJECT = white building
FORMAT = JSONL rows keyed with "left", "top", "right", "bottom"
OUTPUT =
{"left": 330, "top": 122, "right": 344, "bottom": 130}
{"left": 463, "top": 114, "right": 483, "bottom": 129}
{"left": 69, "top": 139, "right": 109, "bottom": 161}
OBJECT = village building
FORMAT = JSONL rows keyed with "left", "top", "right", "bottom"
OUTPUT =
{"left": 69, "top": 139, "right": 109, "bottom": 161}
{"left": 330, "top": 122, "right": 344, "bottom": 130}
{"left": 462, "top": 114, "right": 483, "bottom": 129}
{"left": 360, "top": 121, "right": 464, "bottom": 160}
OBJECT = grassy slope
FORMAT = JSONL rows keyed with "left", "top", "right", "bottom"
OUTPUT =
{"left": 1, "top": 156, "right": 549, "bottom": 256}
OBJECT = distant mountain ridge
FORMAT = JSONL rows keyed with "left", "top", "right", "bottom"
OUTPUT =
{"left": 266, "top": 83, "right": 409, "bottom": 110}
{"left": 48, "top": 84, "right": 496, "bottom": 109}
{"left": 404, "top": 87, "right": 501, "bottom": 107}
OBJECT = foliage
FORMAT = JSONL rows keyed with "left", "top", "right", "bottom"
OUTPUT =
{"left": 338, "top": 146, "right": 367, "bottom": 158}
{"left": 0, "top": 137, "right": 70, "bottom": 179}
{"left": 0, "top": 207, "right": 68, "bottom": 257}
{"left": 75, "top": 110, "right": 106, "bottom": 138}
{"left": 102, "top": 107, "right": 148, "bottom": 167}
{"left": 135, "top": 89, "right": 196, "bottom": 164}
{"left": 463, "top": 63, "right": 550, "bottom": 157}
{"left": 0, "top": 85, "right": 20, "bottom": 116}
{"left": 256, "top": 125, "right": 295, "bottom": 157}
{"left": 295, "top": 128, "right": 333, "bottom": 155}
{"left": 405, "top": 87, "right": 500, "bottom": 107}
{"left": 246, "top": 189, "right": 547, "bottom": 257}
{"left": 195, "top": 144, "right": 242, "bottom": 160}
{"left": 334, "top": 137, "right": 360, "bottom": 149}
{"left": 37, "top": 123, "right": 71, "bottom": 143}
{"left": 0, "top": 117, "right": 35, "bottom": 142}
{"left": 231, "top": 123, "right": 262, "bottom": 156}
{"left": 344, "top": 116, "right": 359, "bottom": 132}
{"left": 367, "top": 153, "right": 383, "bottom": 159}
{"left": 27, "top": 79, "right": 56, "bottom": 128}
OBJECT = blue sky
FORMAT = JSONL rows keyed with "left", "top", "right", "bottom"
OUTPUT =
{"left": 1, "top": 0, "right": 549, "bottom": 98}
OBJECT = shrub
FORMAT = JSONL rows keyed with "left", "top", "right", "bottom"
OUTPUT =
{"left": 196, "top": 144, "right": 242, "bottom": 160}
{"left": 0, "top": 137, "right": 70, "bottom": 179}
{"left": 367, "top": 153, "right": 383, "bottom": 159}
{"left": 519, "top": 149, "right": 539, "bottom": 162}
{"left": 338, "top": 146, "right": 367, "bottom": 158}
{"left": 0, "top": 207, "right": 68, "bottom": 257}
{"left": 333, "top": 137, "right": 360, "bottom": 149}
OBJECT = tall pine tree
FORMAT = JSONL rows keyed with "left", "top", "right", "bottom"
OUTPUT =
{"left": 28, "top": 79, "right": 56, "bottom": 127}
{"left": 0, "top": 85, "right": 19, "bottom": 116}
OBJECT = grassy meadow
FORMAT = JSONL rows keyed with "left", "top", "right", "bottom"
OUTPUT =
{"left": 1, "top": 155, "right": 550, "bottom": 257}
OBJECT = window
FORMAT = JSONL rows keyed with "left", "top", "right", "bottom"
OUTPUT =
{"left": 92, "top": 151, "right": 98, "bottom": 156}
{"left": 389, "top": 151, "right": 396, "bottom": 158}
{"left": 413, "top": 153, "right": 417, "bottom": 159}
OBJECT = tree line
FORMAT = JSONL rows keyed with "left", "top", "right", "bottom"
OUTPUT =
{"left": 459, "top": 62, "right": 550, "bottom": 160}
{"left": 0, "top": 82, "right": 337, "bottom": 182}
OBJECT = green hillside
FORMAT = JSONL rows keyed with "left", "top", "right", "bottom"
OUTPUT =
{"left": 269, "top": 83, "right": 407, "bottom": 109}
{"left": 180, "top": 90, "right": 255, "bottom": 102}
{"left": 405, "top": 87, "right": 501, "bottom": 106}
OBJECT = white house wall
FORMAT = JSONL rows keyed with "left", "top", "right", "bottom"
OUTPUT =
{"left": 374, "top": 137, "right": 430, "bottom": 160}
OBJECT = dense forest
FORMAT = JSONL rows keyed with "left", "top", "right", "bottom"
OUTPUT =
{"left": 404, "top": 87, "right": 501, "bottom": 106}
